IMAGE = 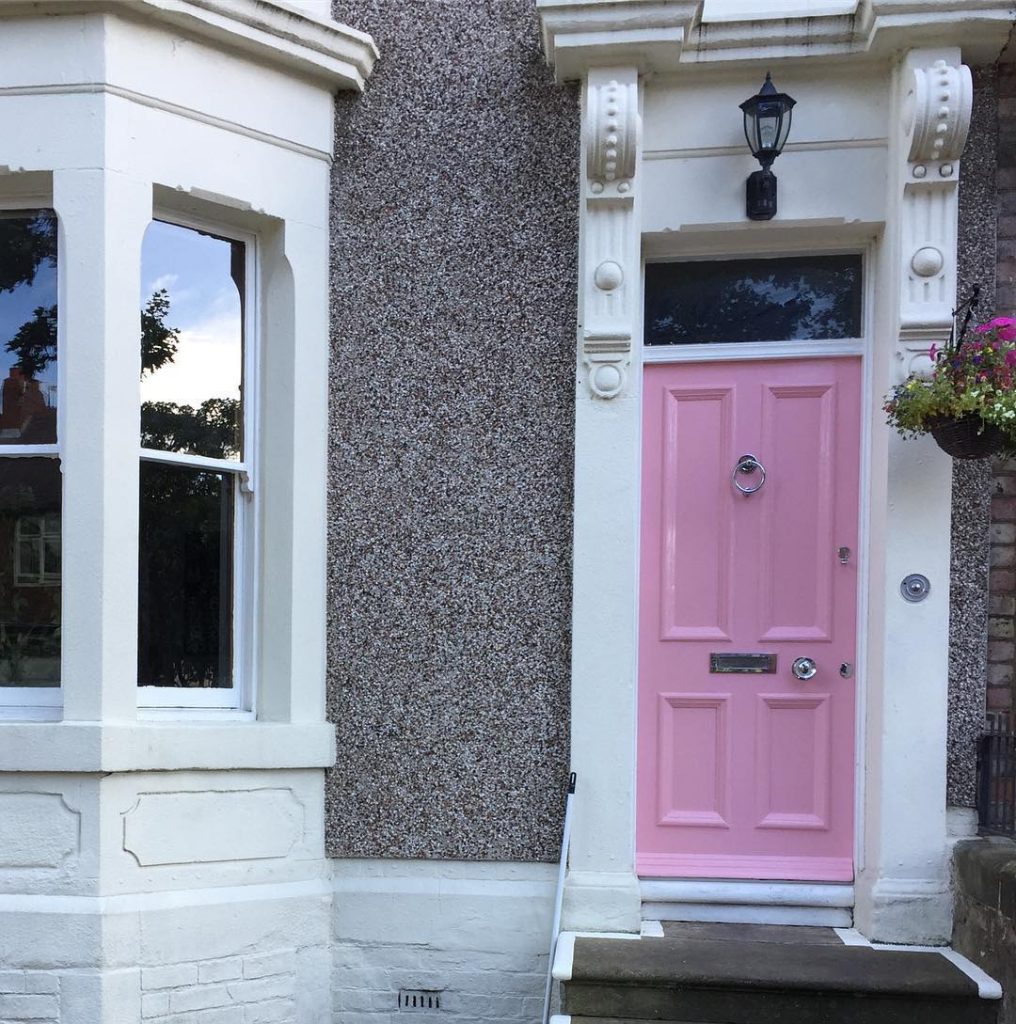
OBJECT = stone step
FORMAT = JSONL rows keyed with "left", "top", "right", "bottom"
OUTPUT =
{"left": 558, "top": 923, "right": 1001, "bottom": 1024}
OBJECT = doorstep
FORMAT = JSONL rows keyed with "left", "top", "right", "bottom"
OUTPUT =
{"left": 553, "top": 921, "right": 1002, "bottom": 1024}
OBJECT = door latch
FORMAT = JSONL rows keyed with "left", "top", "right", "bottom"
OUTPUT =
{"left": 838, "top": 546, "right": 851, "bottom": 564}
{"left": 791, "top": 656, "right": 818, "bottom": 681}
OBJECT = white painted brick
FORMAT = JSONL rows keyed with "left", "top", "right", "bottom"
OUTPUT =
{"left": 0, "top": 973, "right": 24, "bottom": 994}
{"left": 199, "top": 958, "right": 243, "bottom": 984}
{"left": 227, "top": 976, "right": 293, "bottom": 1005}
{"left": 22, "top": 974, "right": 58, "bottom": 995}
{"left": 242, "top": 997, "right": 295, "bottom": 1023}
{"left": 142, "top": 991, "right": 171, "bottom": 1018}
{"left": 142, "top": 963, "right": 199, "bottom": 990}
{"left": 148, "top": 1007, "right": 244, "bottom": 1024}
{"left": 0, "top": 992, "right": 60, "bottom": 1018}
{"left": 168, "top": 983, "right": 232, "bottom": 1013}
{"left": 242, "top": 951, "right": 296, "bottom": 980}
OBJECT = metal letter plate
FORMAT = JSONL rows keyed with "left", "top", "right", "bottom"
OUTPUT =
{"left": 709, "top": 652, "right": 777, "bottom": 674}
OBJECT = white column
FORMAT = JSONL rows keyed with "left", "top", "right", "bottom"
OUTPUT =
{"left": 258, "top": 214, "right": 330, "bottom": 724}
{"left": 56, "top": 165, "right": 151, "bottom": 722}
{"left": 856, "top": 48, "right": 971, "bottom": 944}
{"left": 564, "top": 67, "right": 643, "bottom": 933}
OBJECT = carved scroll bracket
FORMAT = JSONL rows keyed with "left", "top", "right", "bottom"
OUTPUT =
{"left": 892, "top": 51, "right": 972, "bottom": 383}
{"left": 581, "top": 68, "right": 640, "bottom": 399}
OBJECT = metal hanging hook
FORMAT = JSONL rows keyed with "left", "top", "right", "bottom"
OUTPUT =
{"left": 731, "top": 453, "right": 766, "bottom": 496}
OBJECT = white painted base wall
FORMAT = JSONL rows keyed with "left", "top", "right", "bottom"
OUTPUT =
{"left": 0, "top": 768, "right": 334, "bottom": 1024}
{"left": 332, "top": 860, "right": 557, "bottom": 1024}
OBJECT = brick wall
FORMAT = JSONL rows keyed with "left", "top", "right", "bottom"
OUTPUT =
{"left": 988, "top": 62, "right": 1016, "bottom": 722}
{"left": 140, "top": 949, "right": 298, "bottom": 1024}
{"left": 990, "top": 459, "right": 1016, "bottom": 717}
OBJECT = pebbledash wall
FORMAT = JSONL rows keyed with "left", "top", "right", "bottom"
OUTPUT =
{"left": 326, "top": 0, "right": 577, "bottom": 1018}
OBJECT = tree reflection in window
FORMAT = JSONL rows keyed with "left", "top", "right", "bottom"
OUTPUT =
{"left": 0, "top": 212, "right": 60, "bottom": 691}
{"left": 645, "top": 255, "right": 863, "bottom": 346}
{"left": 138, "top": 221, "right": 245, "bottom": 691}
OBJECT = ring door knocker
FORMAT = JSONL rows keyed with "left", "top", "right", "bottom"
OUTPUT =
{"left": 731, "top": 453, "right": 766, "bottom": 497}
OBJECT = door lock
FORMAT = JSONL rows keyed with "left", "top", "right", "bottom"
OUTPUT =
{"left": 791, "top": 656, "right": 818, "bottom": 681}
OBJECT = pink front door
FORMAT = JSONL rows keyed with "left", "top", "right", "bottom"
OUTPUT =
{"left": 637, "top": 358, "right": 861, "bottom": 881}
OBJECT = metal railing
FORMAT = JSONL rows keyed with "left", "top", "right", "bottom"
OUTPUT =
{"left": 977, "top": 713, "right": 1016, "bottom": 836}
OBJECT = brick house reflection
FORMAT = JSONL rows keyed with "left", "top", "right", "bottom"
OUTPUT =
{"left": 0, "top": 365, "right": 60, "bottom": 686}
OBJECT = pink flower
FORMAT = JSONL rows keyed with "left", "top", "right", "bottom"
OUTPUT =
{"left": 976, "top": 317, "right": 1016, "bottom": 341}
{"left": 1005, "top": 350, "right": 1016, "bottom": 367}
{"left": 928, "top": 343, "right": 938, "bottom": 361}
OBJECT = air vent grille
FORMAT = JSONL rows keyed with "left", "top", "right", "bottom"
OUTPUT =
{"left": 398, "top": 989, "right": 442, "bottom": 1012}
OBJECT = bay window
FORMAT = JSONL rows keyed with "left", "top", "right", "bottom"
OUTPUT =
{"left": 0, "top": 208, "right": 60, "bottom": 712}
{"left": 137, "top": 216, "right": 256, "bottom": 711}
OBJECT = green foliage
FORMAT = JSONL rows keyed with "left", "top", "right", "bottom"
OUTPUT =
{"left": 0, "top": 213, "right": 55, "bottom": 294}
{"left": 141, "top": 397, "right": 240, "bottom": 461}
{"left": 140, "top": 289, "right": 180, "bottom": 377}
{"left": 884, "top": 318, "right": 1016, "bottom": 446}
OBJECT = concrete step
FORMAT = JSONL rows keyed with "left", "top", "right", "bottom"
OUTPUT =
{"left": 557, "top": 923, "right": 1001, "bottom": 1024}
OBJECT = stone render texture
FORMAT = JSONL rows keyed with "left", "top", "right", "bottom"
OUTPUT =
{"left": 325, "top": 0, "right": 579, "bottom": 860}
{"left": 950, "top": 65, "right": 1001, "bottom": 808}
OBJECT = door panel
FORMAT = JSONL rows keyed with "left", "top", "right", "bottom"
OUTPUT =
{"left": 637, "top": 358, "right": 860, "bottom": 882}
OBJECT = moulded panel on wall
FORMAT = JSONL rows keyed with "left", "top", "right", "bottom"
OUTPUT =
{"left": 642, "top": 147, "right": 886, "bottom": 233}
{"left": 0, "top": 792, "right": 80, "bottom": 869}
{"left": 122, "top": 788, "right": 303, "bottom": 866}
{"left": 643, "top": 66, "right": 890, "bottom": 155}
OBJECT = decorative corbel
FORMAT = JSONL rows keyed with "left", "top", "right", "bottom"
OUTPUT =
{"left": 581, "top": 68, "right": 640, "bottom": 399}
{"left": 894, "top": 52, "right": 972, "bottom": 381}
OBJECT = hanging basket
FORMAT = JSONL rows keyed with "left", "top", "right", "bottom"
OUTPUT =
{"left": 928, "top": 415, "right": 1007, "bottom": 460}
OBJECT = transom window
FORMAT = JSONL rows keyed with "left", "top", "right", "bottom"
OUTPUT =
{"left": 137, "top": 217, "right": 255, "bottom": 711}
{"left": 645, "top": 254, "right": 863, "bottom": 346}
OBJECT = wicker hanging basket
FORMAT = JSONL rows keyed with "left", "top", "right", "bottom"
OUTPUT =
{"left": 929, "top": 414, "right": 1007, "bottom": 460}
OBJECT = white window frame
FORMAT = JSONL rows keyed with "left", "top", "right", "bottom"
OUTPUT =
{"left": 0, "top": 195, "right": 62, "bottom": 718}
{"left": 14, "top": 512, "right": 61, "bottom": 586}
{"left": 137, "top": 210, "right": 260, "bottom": 714}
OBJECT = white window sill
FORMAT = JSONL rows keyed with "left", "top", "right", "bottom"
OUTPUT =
{"left": 0, "top": 720, "right": 336, "bottom": 773}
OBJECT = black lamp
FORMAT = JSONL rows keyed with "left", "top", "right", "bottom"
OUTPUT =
{"left": 739, "top": 72, "right": 796, "bottom": 221}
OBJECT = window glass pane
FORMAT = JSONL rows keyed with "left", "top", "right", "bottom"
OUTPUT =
{"left": 140, "top": 221, "right": 244, "bottom": 460}
{"left": 0, "top": 211, "right": 58, "bottom": 444}
{"left": 138, "top": 460, "right": 234, "bottom": 688}
{"left": 0, "top": 458, "right": 60, "bottom": 686}
{"left": 645, "top": 255, "right": 863, "bottom": 346}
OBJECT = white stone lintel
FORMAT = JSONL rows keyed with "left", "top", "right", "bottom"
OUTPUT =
{"left": 0, "top": 721, "right": 336, "bottom": 773}
{"left": 0, "top": 0, "right": 378, "bottom": 91}
{"left": 538, "top": 0, "right": 1014, "bottom": 80}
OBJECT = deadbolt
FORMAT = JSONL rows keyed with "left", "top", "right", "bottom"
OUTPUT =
{"left": 792, "top": 657, "right": 818, "bottom": 681}
{"left": 839, "top": 662, "right": 854, "bottom": 679}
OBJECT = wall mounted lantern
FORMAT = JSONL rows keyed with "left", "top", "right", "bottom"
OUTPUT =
{"left": 739, "top": 72, "right": 796, "bottom": 221}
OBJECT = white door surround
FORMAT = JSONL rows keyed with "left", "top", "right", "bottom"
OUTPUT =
{"left": 538, "top": 0, "right": 1011, "bottom": 944}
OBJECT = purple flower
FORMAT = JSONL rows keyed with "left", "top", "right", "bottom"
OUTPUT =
{"left": 976, "top": 317, "right": 1016, "bottom": 341}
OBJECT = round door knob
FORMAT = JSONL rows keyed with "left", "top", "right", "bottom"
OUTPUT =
{"left": 792, "top": 657, "right": 818, "bottom": 681}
